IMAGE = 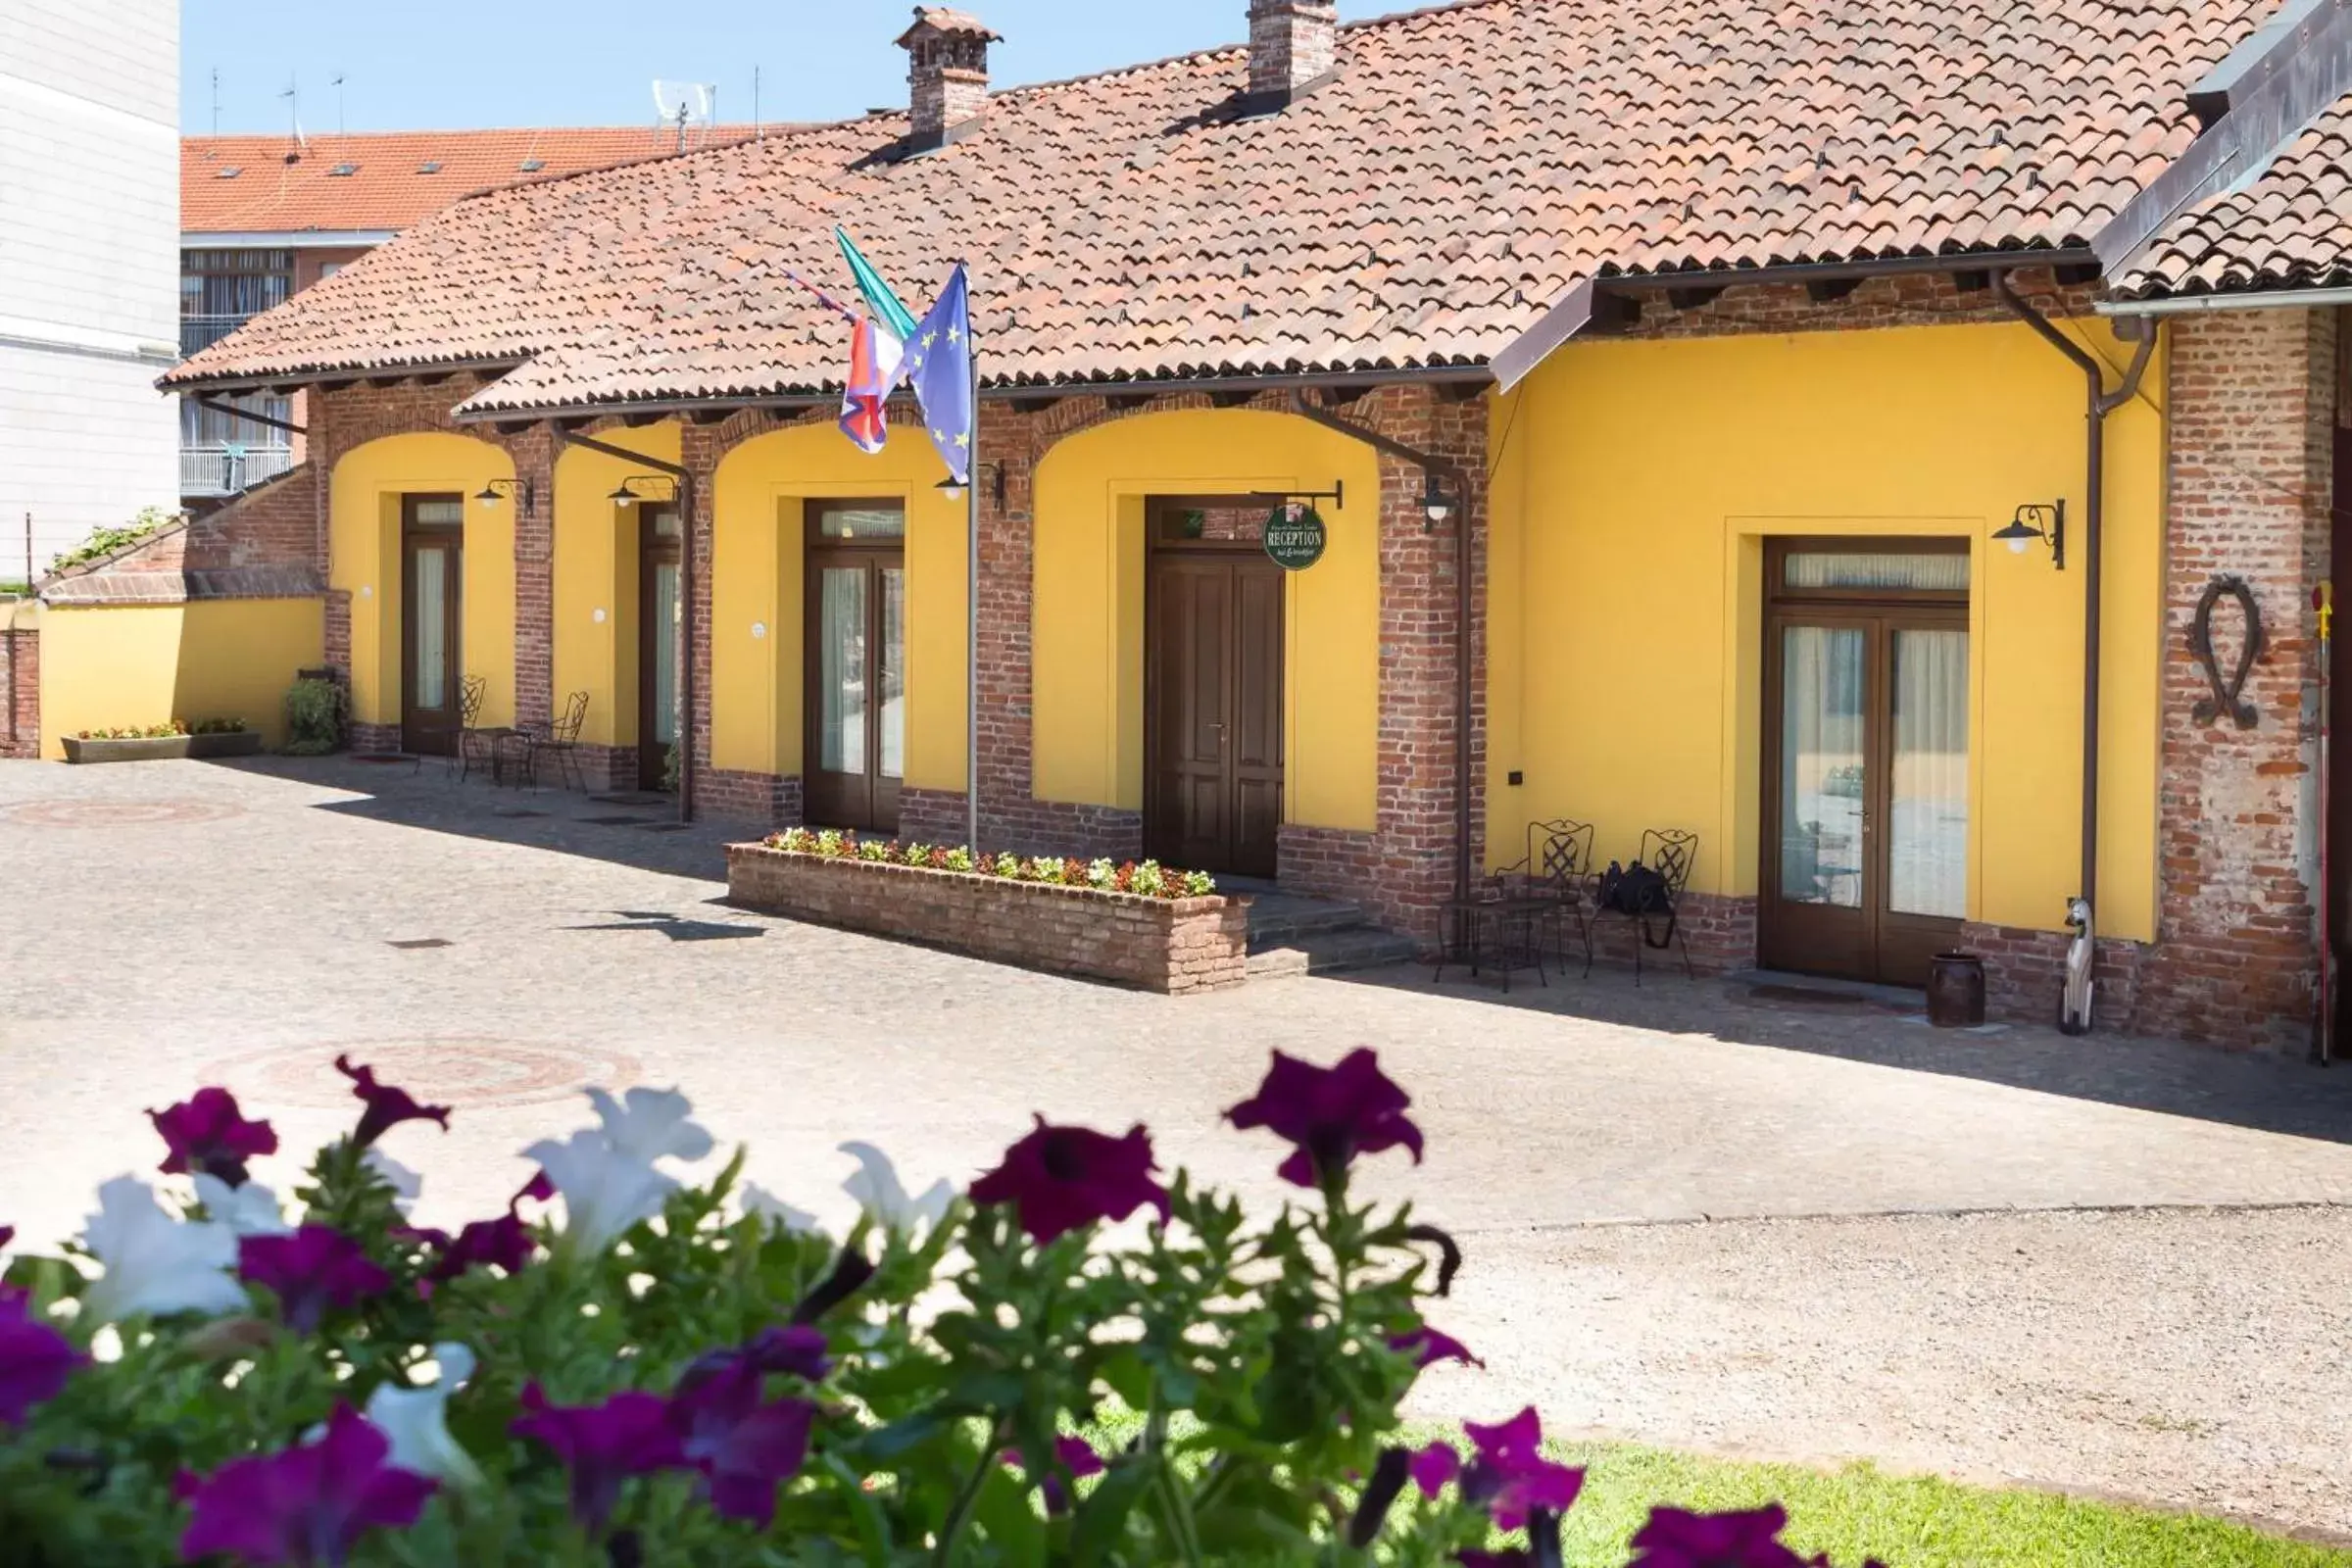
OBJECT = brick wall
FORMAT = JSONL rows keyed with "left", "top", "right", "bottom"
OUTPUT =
{"left": 2132, "top": 308, "right": 2337, "bottom": 1053}
{"left": 726, "top": 842, "right": 1249, "bottom": 994}
{"left": 0, "top": 621, "right": 37, "bottom": 760}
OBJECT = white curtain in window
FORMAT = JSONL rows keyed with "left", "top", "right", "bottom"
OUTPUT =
{"left": 818, "top": 567, "right": 865, "bottom": 775}
{"left": 1889, "top": 629, "right": 1969, "bottom": 917}
{"left": 1779, "top": 625, "right": 1865, "bottom": 907}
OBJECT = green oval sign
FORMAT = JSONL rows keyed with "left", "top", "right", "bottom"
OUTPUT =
{"left": 1264, "top": 504, "right": 1327, "bottom": 571}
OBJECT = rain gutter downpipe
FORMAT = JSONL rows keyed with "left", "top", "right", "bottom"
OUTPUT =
{"left": 558, "top": 429, "right": 697, "bottom": 825}
{"left": 1284, "top": 388, "right": 1478, "bottom": 903}
{"left": 1991, "top": 273, "right": 2157, "bottom": 1034}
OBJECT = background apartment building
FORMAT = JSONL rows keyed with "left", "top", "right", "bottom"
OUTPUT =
{"left": 0, "top": 0, "right": 179, "bottom": 582}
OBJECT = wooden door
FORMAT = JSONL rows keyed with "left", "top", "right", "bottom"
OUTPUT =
{"left": 1145, "top": 500, "right": 1284, "bottom": 878}
{"left": 1760, "top": 541, "right": 1969, "bottom": 988}
{"left": 803, "top": 501, "right": 906, "bottom": 833}
{"left": 637, "top": 507, "right": 682, "bottom": 791}
{"left": 400, "top": 495, "right": 464, "bottom": 756}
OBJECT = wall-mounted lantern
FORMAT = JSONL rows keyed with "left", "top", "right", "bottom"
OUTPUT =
{"left": 609, "top": 475, "right": 679, "bottom": 509}
{"left": 937, "top": 462, "right": 1008, "bottom": 508}
{"left": 1992, "top": 500, "right": 2065, "bottom": 569}
{"left": 1421, "top": 469, "right": 1458, "bottom": 531}
{"left": 473, "top": 477, "right": 533, "bottom": 514}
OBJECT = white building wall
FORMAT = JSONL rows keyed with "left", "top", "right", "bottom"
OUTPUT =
{"left": 0, "top": 0, "right": 179, "bottom": 580}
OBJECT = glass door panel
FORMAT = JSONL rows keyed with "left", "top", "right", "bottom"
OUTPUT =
{"left": 1777, "top": 625, "right": 1867, "bottom": 909}
{"left": 817, "top": 566, "right": 868, "bottom": 776}
{"left": 414, "top": 546, "right": 450, "bottom": 711}
{"left": 651, "top": 561, "right": 680, "bottom": 748}
{"left": 1888, "top": 628, "right": 1969, "bottom": 919}
{"left": 879, "top": 566, "right": 906, "bottom": 781}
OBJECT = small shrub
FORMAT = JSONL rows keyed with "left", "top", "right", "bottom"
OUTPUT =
{"left": 50, "top": 506, "right": 180, "bottom": 573}
{"left": 282, "top": 677, "right": 343, "bottom": 756}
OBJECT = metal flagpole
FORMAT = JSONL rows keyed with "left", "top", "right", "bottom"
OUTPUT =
{"left": 966, "top": 294, "right": 982, "bottom": 852}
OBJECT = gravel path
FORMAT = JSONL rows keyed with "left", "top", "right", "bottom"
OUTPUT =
{"left": 4, "top": 757, "right": 2350, "bottom": 1538}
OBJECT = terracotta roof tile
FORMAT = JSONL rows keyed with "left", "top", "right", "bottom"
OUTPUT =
{"left": 182, "top": 126, "right": 762, "bottom": 234}
{"left": 172, "top": 0, "right": 2277, "bottom": 410}
{"left": 2110, "top": 92, "right": 2352, "bottom": 297}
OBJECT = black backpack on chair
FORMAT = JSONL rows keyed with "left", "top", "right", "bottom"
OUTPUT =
{"left": 1598, "top": 859, "right": 1677, "bottom": 949}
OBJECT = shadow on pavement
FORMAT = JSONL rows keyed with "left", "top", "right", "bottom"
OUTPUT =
{"left": 1335, "top": 960, "right": 2352, "bottom": 1148}
{"left": 220, "top": 755, "right": 748, "bottom": 882}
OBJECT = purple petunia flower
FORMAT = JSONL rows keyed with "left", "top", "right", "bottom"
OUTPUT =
{"left": 1458, "top": 1408, "right": 1585, "bottom": 1533}
{"left": 333, "top": 1056, "right": 451, "bottom": 1150}
{"left": 238, "top": 1226, "right": 392, "bottom": 1334}
{"left": 0, "top": 1286, "right": 81, "bottom": 1426}
{"left": 512, "top": 1384, "right": 685, "bottom": 1535}
{"left": 1001, "top": 1435, "right": 1105, "bottom": 1515}
{"left": 426, "top": 1213, "right": 535, "bottom": 1283}
{"left": 1408, "top": 1440, "right": 1461, "bottom": 1498}
{"left": 969, "top": 1117, "right": 1170, "bottom": 1245}
{"left": 1226, "top": 1048, "right": 1424, "bottom": 1188}
{"left": 679, "top": 1324, "right": 833, "bottom": 1393}
{"left": 1627, "top": 1504, "right": 1814, "bottom": 1568}
{"left": 149, "top": 1088, "right": 278, "bottom": 1188}
{"left": 668, "top": 1361, "right": 816, "bottom": 1526}
{"left": 1392, "top": 1326, "right": 1485, "bottom": 1371}
{"left": 176, "top": 1402, "right": 435, "bottom": 1567}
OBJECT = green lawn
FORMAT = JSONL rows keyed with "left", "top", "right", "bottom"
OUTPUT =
{"left": 1539, "top": 1440, "right": 2348, "bottom": 1568}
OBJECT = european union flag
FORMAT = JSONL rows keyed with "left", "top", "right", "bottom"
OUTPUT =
{"left": 901, "top": 264, "right": 973, "bottom": 486}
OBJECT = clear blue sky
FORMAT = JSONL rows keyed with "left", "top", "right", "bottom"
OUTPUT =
{"left": 183, "top": 1, "right": 1389, "bottom": 134}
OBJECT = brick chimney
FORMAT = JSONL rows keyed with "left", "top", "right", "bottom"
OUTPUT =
{"left": 1247, "top": 0, "right": 1340, "bottom": 103}
{"left": 897, "top": 7, "right": 1000, "bottom": 151}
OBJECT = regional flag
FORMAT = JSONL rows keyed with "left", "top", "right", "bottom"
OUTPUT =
{"left": 838, "top": 314, "right": 891, "bottom": 455}
{"left": 902, "top": 265, "right": 973, "bottom": 486}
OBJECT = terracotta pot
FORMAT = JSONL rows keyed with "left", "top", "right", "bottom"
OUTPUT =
{"left": 1926, "top": 951, "right": 1987, "bottom": 1029}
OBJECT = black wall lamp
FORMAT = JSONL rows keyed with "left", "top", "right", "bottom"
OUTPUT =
{"left": 609, "top": 474, "right": 680, "bottom": 508}
{"left": 1420, "top": 469, "right": 1458, "bottom": 531}
{"left": 937, "top": 461, "right": 1008, "bottom": 508}
{"left": 1993, "top": 500, "right": 2065, "bottom": 569}
{"left": 473, "top": 477, "right": 533, "bottom": 514}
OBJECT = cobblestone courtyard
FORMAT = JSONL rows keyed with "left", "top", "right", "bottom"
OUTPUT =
{"left": 4, "top": 757, "right": 2350, "bottom": 1541}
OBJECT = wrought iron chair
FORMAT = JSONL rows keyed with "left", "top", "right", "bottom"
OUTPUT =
{"left": 452, "top": 675, "right": 493, "bottom": 783}
{"left": 1433, "top": 817, "right": 1594, "bottom": 991}
{"left": 522, "top": 690, "right": 590, "bottom": 792}
{"left": 1587, "top": 828, "right": 1698, "bottom": 985}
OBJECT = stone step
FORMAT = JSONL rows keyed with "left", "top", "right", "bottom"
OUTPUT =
{"left": 1247, "top": 927, "right": 1422, "bottom": 980}
{"left": 1245, "top": 892, "right": 1375, "bottom": 948}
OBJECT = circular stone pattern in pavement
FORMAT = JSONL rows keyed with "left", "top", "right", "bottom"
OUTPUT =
{"left": 0, "top": 798, "right": 245, "bottom": 828}
{"left": 203, "top": 1039, "right": 647, "bottom": 1113}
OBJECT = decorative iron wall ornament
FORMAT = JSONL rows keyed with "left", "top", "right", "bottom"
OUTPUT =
{"left": 2189, "top": 574, "right": 2265, "bottom": 729}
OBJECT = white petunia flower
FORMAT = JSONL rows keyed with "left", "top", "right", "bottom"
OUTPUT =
{"left": 79, "top": 1176, "right": 247, "bottom": 1324}
{"left": 365, "top": 1342, "right": 484, "bottom": 1488}
{"left": 523, "top": 1130, "right": 679, "bottom": 1255}
{"left": 364, "top": 1151, "right": 422, "bottom": 1216}
{"left": 839, "top": 1141, "right": 956, "bottom": 1234}
{"left": 741, "top": 1182, "right": 822, "bottom": 1237}
{"left": 191, "top": 1173, "right": 292, "bottom": 1237}
{"left": 586, "top": 1086, "right": 713, "bottom": 1164}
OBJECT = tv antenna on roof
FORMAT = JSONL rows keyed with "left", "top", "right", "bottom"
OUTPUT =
{"left": 651, "top": 80, "right": 716, "bottom": 153}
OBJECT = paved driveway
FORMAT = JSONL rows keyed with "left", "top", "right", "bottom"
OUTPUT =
{"left": 3, "top": 757, "right": 2350, "bottom": 1539}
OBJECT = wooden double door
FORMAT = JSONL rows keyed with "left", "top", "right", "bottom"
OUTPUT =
{"left": 803, "top": 500, "right": 907, "bottom": 833}
{"left": 1145, "top": 499, "right": 1284, "bottom": 878}
{"left": 400, "top": 494, "right": 465, "bottom": 756}
{"left": 1760, "top": 540, "right": 1971, "bottom": 987}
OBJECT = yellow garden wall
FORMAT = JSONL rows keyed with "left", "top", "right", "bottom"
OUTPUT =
{"left": 552, "top": 424, "right": 682, "bottom": 749}
{"left": 328, "top": 433, "right": 515, "bottom": 729}
{"left": 710, "top": 423, "right": 968, "bottom": 789}
{"left": 1490, "top": 317, "right": 2165, "bottom": 941}
{"left": 38, "top": 599, "right": 323, "bottom": 758}
{"left": 1029, "top": 409, "right": 1381, "bottom": 832}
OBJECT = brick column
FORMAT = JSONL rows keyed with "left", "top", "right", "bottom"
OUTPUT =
{"left": 2138, "top": 308, "right": 2337, "bottom": 1051}
{"left": 0, "top": 621, "right": 37, "bottom": 760}
{"left": 503, "top": 424, "right": 559, "bottom": 731}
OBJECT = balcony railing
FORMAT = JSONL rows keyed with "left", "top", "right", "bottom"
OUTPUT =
{"left": 180, "top": 313, "right": 258, "bottom": 357}
{"left": 181, "top": 445, "right": 296, "bottom": 498}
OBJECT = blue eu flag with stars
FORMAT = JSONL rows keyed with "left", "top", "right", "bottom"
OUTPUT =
{"left": 902, "top": 265, "right": 973, "bottom": 486}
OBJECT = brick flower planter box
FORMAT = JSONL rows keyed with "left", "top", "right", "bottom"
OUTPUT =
{"left": 59, "top": 731, "right": 264, "bottom": 764}
{"left": 725, "top": 843, "right": 1251, "bottom": 994}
